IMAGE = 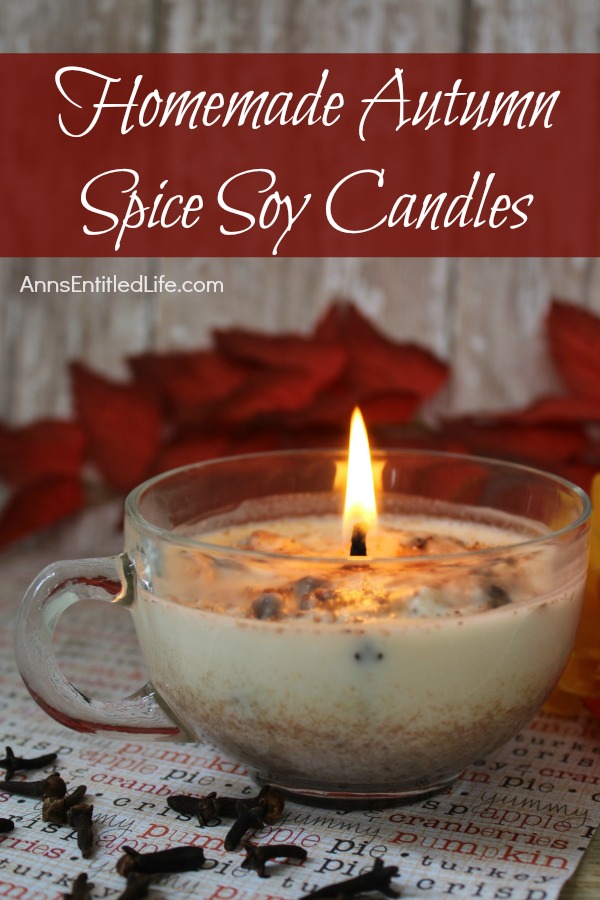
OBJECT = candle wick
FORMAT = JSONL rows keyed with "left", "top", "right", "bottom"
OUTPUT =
{"left": 350, "top": 523, "right": 367, "bottom": 557}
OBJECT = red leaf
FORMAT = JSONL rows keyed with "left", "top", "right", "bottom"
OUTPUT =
{"left": 551, "top": 460, "right": 596, "bottom": 495}
{"left": 358, "top": 392, "right": 424, "bottom": 426}
{"left": 314, "top": 302, "right": 449, "bottom": 399}
{"left": 443, "top": 418, "right": 586, "bottom": 465}
{"left": 128, "top": 350, "right": 249, "bottom": 418}
{"left": 281, "top": 382, "right": 359, "bottom": 429}
{"left": 71, "top": 363, "right": 161, "bottom": 491}
{"left": 497, "top": 394, "right": 600, "bottom": 424}
{"left": 215, "top": 328, "right": 345, "bottom": 377}
{"left": 228, "top": 427, "right": 288, "bottom": 455}
{"left": 220, "top": 370, "right": 324, "bottom": 421}
{"left": 153, "top": 432, "right": 231, "bottom": 474}
{"left": 0, "top": 476, "right": 85, "bottom": 548}
{"left": 214, "top": 327, "right": 347, "bottom": 420}
{"left": 547, "top": 300, "right": 600, "bottom": 399}
{"left": 0, "top": 420, "right": 85, "bottom": 486}
{"left": 284, "top": 386, "right": 421, "bottom": 431}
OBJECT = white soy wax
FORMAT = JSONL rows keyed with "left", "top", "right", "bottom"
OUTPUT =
{"left": 129, "top": 509, "right": 585, "bottom": 795}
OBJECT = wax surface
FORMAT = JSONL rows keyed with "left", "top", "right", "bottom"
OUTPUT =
{"left": 157, "top": 513, "right": 552, "bottom": 621}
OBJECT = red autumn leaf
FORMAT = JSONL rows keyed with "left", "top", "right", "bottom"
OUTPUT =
{"left": 0, "top": 475, "right": 85, "bottom": 549}
{"left": 280, "top": 381, "right": 358, "bottom": 429}
{"left": 219, "top": 370, "right": 318, "bottom": 421}
{"left": 128, "top": 350, "right": 249, "bottom": 418}
{"left": 442, "top": 418, "right": 587, "bottom": 465}
{"left": 0, "top": 420, "right": 85, "bottom": 486}
{"left": 228, "top": 427, "right": 288, "bottom": 455}
{"left": 283, "top": 385, "right": 421, "bottom": 431}
{"left": 358, "top": 392, "right": 424, "bottom": 426}
{"left": 381, "top": 430, "right": 469, "bottom": 454}
{"left": 497, "top": 394, "right": 600, "bottom": 425}
{"left": 214, "top": 328, "right": 347, "bottom": 420}
{"left": 408, "top": 458, "right": 490, "bottom": 506}
{"left": 547, "top": 300, "right": 600, "bottom": 399}
{"left": 551, "top": 460, "right": 596, "bottom": 495}
{"left": 71, "top": 363, "right": 162, "bottom": 491}
{"left": 215, "top": 328, "right": 346, "bottom": 376}
{"left": 314, "top": 302, "right": 449, "bottom": 399}
{"left": 153, "top": 432, "right": 231, "bottom": 474}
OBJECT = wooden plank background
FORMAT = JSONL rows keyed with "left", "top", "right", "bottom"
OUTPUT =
{"left": 1, "top": 0, "right": 599, "bottom": 424}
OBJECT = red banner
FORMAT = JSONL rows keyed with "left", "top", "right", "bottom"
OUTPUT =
{"left": 2, "top": 54, "right": 599, "bottom": 256}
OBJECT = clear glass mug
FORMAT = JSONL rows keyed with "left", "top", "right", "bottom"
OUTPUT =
{"left": 15, "top": 450, "right": 591, "bottom": 799}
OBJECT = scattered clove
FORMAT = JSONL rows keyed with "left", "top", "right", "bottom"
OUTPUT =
{"left": 0, "top": 746, "right": 57, "bottom": 781}
{"left": 116, "top": 845, "right": 205, "bottom": 877}
{"left": 43, "top": 784, "right": 88, "bottom": 825}
{"left": 44, "top": 773, "right": 68, "bottom": 799}
{"left": 168, "top": 791, "right": 221, "bottom": 825}
{"left": 241, "top": 841, "right": 308, "bottom": 878}
{"left": 301, "top": 858, "right": 400, "bottom": 898}
{"left": 0, "top": 772, "right": 66, "bottom": 800}
{"left": 42, "top": 797, "right": 67, "bottom": 825}
{"left": 224, "top": 801, "right": 265, "bottom": 851}
{"left": 65, "top": 784, "right": 88, "bottom": 809}
{"left": 116, "top": 874, "right": 152, "bottom": 900}
{"left": 67, "top": 803, "right": 94, "bottom": 858}
{"left": 256, "top": 785, "right": 286, "bottom": 823}
{"left": 167, "top": 784, "right": 284, "bottom": 827}
{"left": 63, "top": 872, "right": 93, "bottom": 900}
{"left": 0, "top": 818, "right": 14, "bottom": 833}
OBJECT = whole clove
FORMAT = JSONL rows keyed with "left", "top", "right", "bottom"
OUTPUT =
{"left": 116, "top": 845, "right": 205, "bottom": 877}
{"left": 167, "top": 784, "right": 284, "bottom": 827}
{"left": 256, "top": 785, "right": 286, "bottom": 823}
{"left": 224, "top": 801, "right": 265, "bottom": 851}
{"left": 168, "top": 791, "right": 221, "bottom": 825}
{"left": 0, "top": 772, "right": 66, "bottom": 800}
{"left": 0, "top": 818, "right": 14, "bottom": 833}
{"left": 43, "top": 784, "right": 88, "bottom": 825}
{"left": 116, "top": 874, "right": 152, "bottom": 900}
{"left": 63, "top": 872, "right": 94, "bottom": 900}
{"left": 44, "top": 772, "right": 68, "bottom": 799}
{"left": 242, "top": 841, "right": 308, "bottom": 878}
{"left": 42, "top": 797, "right": 67, "bottom": 825}
{"left": 0, "top": 746, "right": 57, "bottom": 781}
{"left": 223, "top": 785, "right": 286, "bottom": 850}
{"left": 67, "top": 803, "right": 94, "bottom": 858}
{"left": 65, "top": 784, "right": 88, "bottom": 808}
{"left": 301, "top": 858, "right": 400, "bottom": 898}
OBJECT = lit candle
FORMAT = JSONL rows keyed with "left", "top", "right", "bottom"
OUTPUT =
{"left": 128, "top": 416, "right": 589, "bottom": 797}
{"left": 344, "top": 408, "right": 377, "bottom": 557}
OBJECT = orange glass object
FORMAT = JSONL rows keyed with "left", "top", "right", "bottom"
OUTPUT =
{"left": 546, "top": 474, "right": 600, "bottom": 715}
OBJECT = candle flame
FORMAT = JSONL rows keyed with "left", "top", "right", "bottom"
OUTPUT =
{"left": 343, "top": 408, "right": 377, "bottom": 537}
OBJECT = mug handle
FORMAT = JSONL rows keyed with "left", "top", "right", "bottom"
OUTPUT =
{"left": 15, "top": 553, "right": 185, "bottom": 739}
